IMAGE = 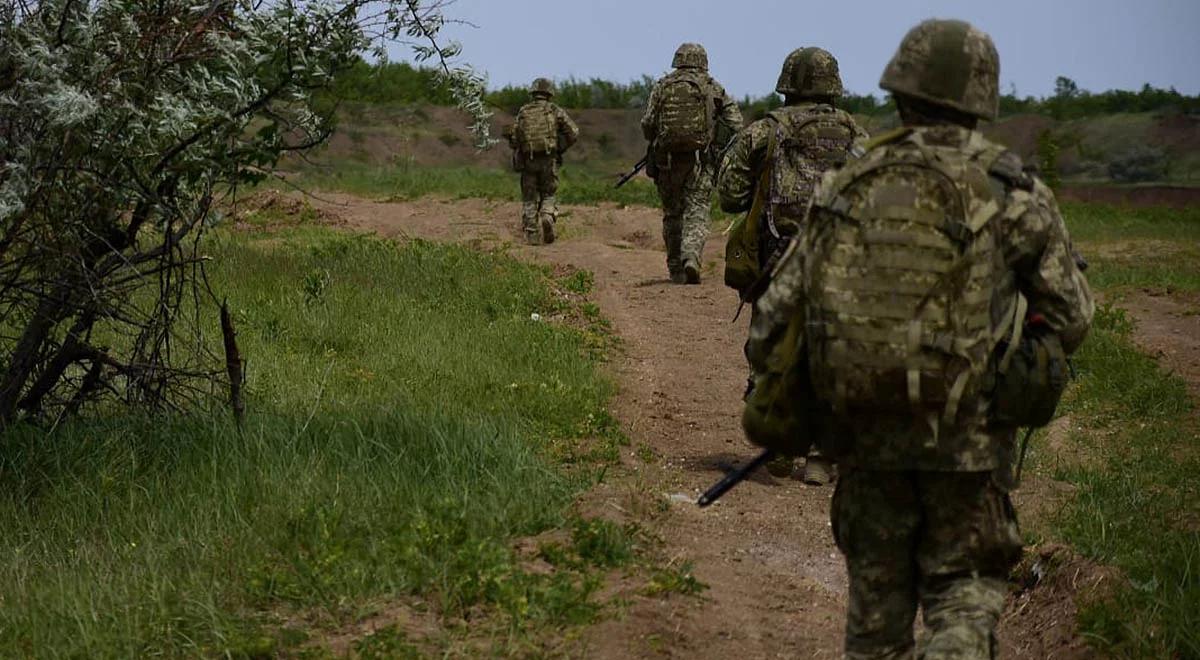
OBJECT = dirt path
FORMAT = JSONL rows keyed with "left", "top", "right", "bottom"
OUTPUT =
{"left": 303, "top": 193, "right": 1092, "bottom": 658}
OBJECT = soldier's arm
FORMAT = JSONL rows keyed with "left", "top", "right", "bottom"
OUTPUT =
{"left": 1001, "top": 179, "right": 1095, "bottom": 353}
{"left": 557, "top": 107, "right": 580, "bottom": 151}
{"left": 640, "top": 85, "right": 659, "bottom": 141}
{"left": 502, "top": 123, "right": 517, "bottom": 150}
{"left": 713, "top": 86, "right": 744, "bottom": 148}
{"left": 718, "top": 121, "right": 769, "bottom": 213}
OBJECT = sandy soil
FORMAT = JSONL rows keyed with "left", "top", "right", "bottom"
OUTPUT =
{"left": 291, "top": 192, "right": 1119, "bottom": 657}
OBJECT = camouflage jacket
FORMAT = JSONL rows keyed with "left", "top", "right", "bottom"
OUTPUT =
{"left": 640, "top": 69, "right": 743, "bottom": 166}
{"left": 503, "top": 100, "right": 580, "bottom": 159}
{"left": 749, "top": 125, "right": 1094, "bottom": 472}
{"left": 718, "top": 103, "right": 867, "bottom": 215}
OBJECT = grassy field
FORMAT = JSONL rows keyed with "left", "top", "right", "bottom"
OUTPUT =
{"left": 1027, "top": 201, "right": 1200, "bottom": 657}
{"left": 0, "top": 226, "right": 633, "bottom": 657}
{"left": 292, "top": 161, "right": 662, "bottom": 209}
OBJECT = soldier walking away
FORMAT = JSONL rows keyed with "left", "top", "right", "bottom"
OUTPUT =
{"left": 718, "top": 47, "right": 866, "bottom": 484}
{"left": 642, "top": 43, "right": 743, "bottom": 283}
{"left": 743, "top": 19, "right": 1094, "bottom": 659}
{"left": 504, "top": 78, "right": 580, "bottom": 245}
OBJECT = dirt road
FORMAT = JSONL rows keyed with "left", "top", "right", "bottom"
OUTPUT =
{"left": 305, "top": 193, "right": 1092, "bottom": 658}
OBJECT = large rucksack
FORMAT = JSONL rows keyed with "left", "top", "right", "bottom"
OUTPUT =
{"left": 765, "top": 107, "right": 860, "bottom": 235}
{"left": 515, "top": 101, "right": 559, "bottom": 156}
{"left": 723, "top": 107, "right": 859, "bottom": 296}
{"left": 802, "top": 131, "right": 1014, "bottom": 424}
{"left": 655, "top": 71, "right": 714, "bottom": 152}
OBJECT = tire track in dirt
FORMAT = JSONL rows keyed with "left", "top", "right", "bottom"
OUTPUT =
{"left": 304, "top": 193, "right": 1096, "bottom": 658}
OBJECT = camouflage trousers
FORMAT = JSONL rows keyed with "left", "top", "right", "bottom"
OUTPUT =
{"left": 653, "top": 154, "right": 714, "bottom": 276}
{"left": 832, "top": 469, "right": 1023, "bottom": 660}
{"left": 519, "top": 154, "right": 559, "bottom": 241}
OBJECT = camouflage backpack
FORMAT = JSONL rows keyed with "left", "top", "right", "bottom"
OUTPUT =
{"left": 763, "top": 106, "right": 861, "bottom": 246}
{"left": 802, "top": 128, "right": 1018, "bottom": 424}
{"left": 655, "top": 71, "right": 714, "bottom": 152}
{"left": 723, "top": 106, "right": 859, "bottom": 297}
{"left": 515, "top": 100, "right": 559, "bottom": 156}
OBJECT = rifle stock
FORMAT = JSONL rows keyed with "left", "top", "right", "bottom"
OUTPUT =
{"left": 697, "top": 449, "right": 775, "bottom": 507}
{"left": 615, "top": 156, "right": 648, "bottom": 188}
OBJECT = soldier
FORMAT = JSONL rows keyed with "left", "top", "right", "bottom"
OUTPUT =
{"left": 718, "top": 47, "right": 867, "bottom": 485}
{"left": 744, "top": 19, "right": 1093, "bottom": 658}
{"left": 504, "top": 78, "right": 579, "bottom": 245}
{"left": 642, "top": 43, "right": 743, "bottom": 283}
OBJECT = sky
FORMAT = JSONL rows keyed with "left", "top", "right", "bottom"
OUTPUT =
{"left": 425, "top": 0, "right": 1200, "bottom": 99}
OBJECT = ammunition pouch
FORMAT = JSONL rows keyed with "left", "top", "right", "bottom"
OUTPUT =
{"left": 742, "top": 312, "right": 815, "bottom": 456}
{"left": 990, "top": 329, "right": 1068, "bottom": 429}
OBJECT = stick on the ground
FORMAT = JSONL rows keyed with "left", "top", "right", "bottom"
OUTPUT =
{"left": 220, "top": 299, "right": 245, "bottom": 428}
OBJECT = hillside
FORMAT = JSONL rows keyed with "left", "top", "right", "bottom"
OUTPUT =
{"left": 299, "top": 103, "right": 1200, "bottom": 206}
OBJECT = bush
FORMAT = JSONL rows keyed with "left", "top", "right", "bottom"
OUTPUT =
{"left": 1107, "top": 146, "right": 1169, "bottom": 182}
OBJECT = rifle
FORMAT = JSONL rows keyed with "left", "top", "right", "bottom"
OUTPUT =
{"left": 697, "top": 449, "right": 775, "bottom": 507}
{"left": 615, "top": 155, "right": 647, "bottom": 188}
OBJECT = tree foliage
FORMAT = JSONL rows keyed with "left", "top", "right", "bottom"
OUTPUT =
{"left": 0, "top": 0, "right": 488, "bottom": 427}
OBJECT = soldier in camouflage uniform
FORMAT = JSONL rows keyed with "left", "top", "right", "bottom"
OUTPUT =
{"left": 718, "top": 47, "right": 866, "bottom": 485}
{"left": 745, "top": 20, "right": 1093, "bottom": 659}
{"left": 642, "top": 43, "right": 743, "bottom": 283}
{"left": 503, "top": 78, "right": 580, "bottom": 245}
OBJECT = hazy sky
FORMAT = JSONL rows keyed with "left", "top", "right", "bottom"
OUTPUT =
{"left": 428, "top": 0, "right": 1200, "bottom": 99}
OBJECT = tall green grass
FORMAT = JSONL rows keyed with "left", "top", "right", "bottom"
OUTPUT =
{"left": 0, "top": 229, "right": 622, "bottom": 657}
{"left": 294, "top": 163, "right": 661, "bottom": 208}
{"left": 1063, "top": 201, "right": 1200, "bottom": 292}
{"left": 1027, "top": 202, "right": 1200, "bottom": 656}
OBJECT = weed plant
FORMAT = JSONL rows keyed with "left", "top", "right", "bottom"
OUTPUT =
{"left": 0, "top": 229, "right": 622, "bottom": 656}
{"left": 1025, "top": 202, "right": 1200, "bottom": 656}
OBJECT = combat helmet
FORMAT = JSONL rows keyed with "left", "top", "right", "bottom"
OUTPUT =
{"left": 879, "top": 19, "right": 1000, "bottom": 120}
{"left": 672, "top": 43, "right": 709, "bottom": 71}
{"left": 775, "top": 47, "right": 844, "bottom": 99}
{"left": 529, "top": 77, "right": 556, "bottom": 98}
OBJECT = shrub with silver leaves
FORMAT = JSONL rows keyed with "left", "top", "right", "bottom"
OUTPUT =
{"left": 0, "top": 0, "right": 490, "bottom": 426}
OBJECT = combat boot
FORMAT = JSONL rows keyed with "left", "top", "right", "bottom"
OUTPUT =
{"left": 540, "top": 195, "right": 558, "bottom": 244}
{"left": 525, "top": 230, "right": 542, "bottom": 246}
{"left": 766, "top": 454, "right": 795, "bottom": 478}
{"left": 802, "top": 456, "right": 834, "bottom": 486}
{"left": 669, "top": 270, "right": 687, "bottom": 284}
{"left": 683, "top": 258, "right": 701, "bottom": 284}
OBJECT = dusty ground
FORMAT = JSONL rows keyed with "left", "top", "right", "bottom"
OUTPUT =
{"left": 1120, "top": 290, "right": 1200, "bottom": 399}
{"left": 293, "top": 192, "right": 1122, "bottom": 657}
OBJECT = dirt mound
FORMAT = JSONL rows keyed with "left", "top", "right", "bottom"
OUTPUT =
{"left": 1119, "top": 290, "right": 1200, "bottom": 398}
{"left": 303, "top": 104, "right": 645, "bottom": 170}
{"left": 231, "top": 190, "right": 344, "bottom": 230}
{"left": 1001, "top": 544, "right": 1119, "bottom": 659}
{"left": 1059, "top": 184, "right": 1200, "bottom": 208}
{"left": 1151, "top": 113, "right": 1200, "bottom": 156}
{"left": 984, "top": 114, "right": 1057, "bottom": 161}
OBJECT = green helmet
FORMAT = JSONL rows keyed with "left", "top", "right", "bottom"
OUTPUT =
{"left": 775, "top": 47, "right": 844, "bottom": 98}
{"left": 671, "top": 43, "right": 709, "bottom": 70}
{"left": 529, "top": 77, "right": 556, "bottom": 97}
{"left": 879, "top": 19, "right": 1000, "bottom": 120}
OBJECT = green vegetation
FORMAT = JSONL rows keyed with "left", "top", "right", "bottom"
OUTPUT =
{"left": 1063, "top": 201, "right": 1200, "bottom": 292}
{"left": 0, "top": 227, "right": 629, "bottom": 656}
{"left": 294, "top": 162, "right": 661, "bottom": 208}
{"left": 1024, "top": 202, "right": 1200, "bottom": 657}
{"left": 1039, "top": 304, "right": 1198, "bottom": 657}
{"left": 330, "top": 61, "right": 1200, "bottom": 121}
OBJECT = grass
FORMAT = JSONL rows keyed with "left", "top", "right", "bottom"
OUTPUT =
{"left": 0, "top": 227, "right": 628, "bottom": 657}
{"left": 1062, "top": 201, "right": 1200, "bottom": 292}
{"left": 292, "top": 162, "right": 662, "bottom": 208}
{"left": 1022, "top": 201, "right": 1200, "bottom": 657}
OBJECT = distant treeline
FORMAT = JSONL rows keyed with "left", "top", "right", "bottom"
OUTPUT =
{"left": 331, "top": 61, "right": 1199, "bottom": 119}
